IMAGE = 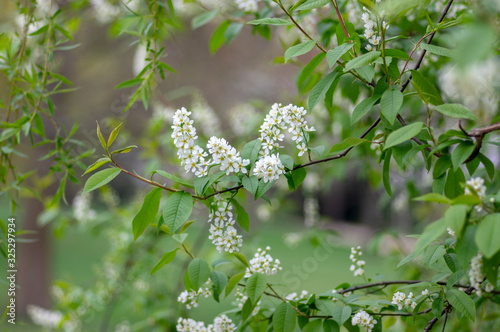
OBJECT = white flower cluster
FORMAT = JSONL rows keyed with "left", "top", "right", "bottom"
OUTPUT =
{"left": 465, "top": 177, "right": 486, "bottom": 201}
{"left": 447, "top": 227, "right": 456, "bottom": 237}
{"left": 245, "top": 246, "right": 282, "bottom": 278}
{"left": 349, "top": 246, "right": 365, "bottom": 277}
{"left": 469, "top": 252, "right": 484, "bottom": 295}
{"left": 235, "top": 0, "right": 258, "bottom": 12}
{"left": 27, "top": 305, "right": 64, "bottom": 330}
{"left": 391, "top": 291, "right": 417, "bottom": 310}
{"left": 235, "top": 289, "right": 260, "bottom": 316}
{"left": 177, "top": 285, "right": 212, "bottom": 309}
{"left": 285, "top": 290, "right": 309, "bottom": 301}
{"left": 73, "top": 191, "right": 97, "bottom": 225}
{"left": 253, "top": 153, "right": 285, "bottom": 183}
{"left": 176, "top": 315, "right": 236, "bottom": 332}
{"left": 351, "top": 310, "right": 377, "bottom": 332}
{"left": 361, "top": 8, "right": 387, "bottom": 51}
{"left": 208, "top": 196, "right": 243, "bottom": 253}
{"left": 172, "top": 108, "right": 249, "bottom": 177}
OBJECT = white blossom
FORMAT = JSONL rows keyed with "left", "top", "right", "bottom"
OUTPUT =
{"left": 27, "top": 305, "right": 64, "bottom": 330}
{"left": 469, "top": 252, "right": 484, "bottom": 295}
{"left": 465, "top": 177, "right": 487, "bottom": 201}
{"left": 177, "top": 284, "right": 212, "bottom": 309}
{"left": 245, "top": 247, "right": 282, "bottom": 278}
{"left": 349, "top": 246, "right": 365, "bottom": 277}
{"left": 351, "top": 310, "right": 377, "bottom": 332}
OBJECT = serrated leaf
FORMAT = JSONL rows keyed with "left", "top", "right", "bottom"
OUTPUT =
{"left": 446, "top": 289, "right": 476, "bottom": 321}
{"left": 246, "top": 272, "right": 267, "bottom": 304}
{"left": 188, "top": 258, "right": 210, "bottom": 290}
{"left": 285, "top": 40, "right": 316, "bottom": 63}
{"left": 327, "top": 43, "right": 353, "bottom": 68}
{"left": 132, "top": 188, "right": 162, "bottom": 240}
{"left": 384, "top": 122, "right": 424, "bottom": 149}
{"left": 226, "top": 272, "right": 245, "bottom": 297}
{"left": 380, "top": 89, "right": 404, "bottom": 125}
{"left": 420, "top": 43, "right": 455, "bottom": 58}
{"left": 330, "top": 138, "right": 369, "bottom": 153}
{"left": 351, "top": 95, "right": 380, "bottom": 125}
{"left": 273, "top": 302, "right": 297, "bottom": 332}
{"left": 111, "top": 145, "right": 137, "bottom": 155}
{"left": 248, "top": 18, "right": 292, "bottom": 26}
{"left": 446, "top": 270, "right": 467, "bottom": 290}
{"left": 309, "top": 69, "right": 339, "bottom": 110}
{"left": 107, "top": 123, "right": 122, "bottom": 148}
{"left": 83, "top": 157, "right": 111, "bottom": 175}
{"left": 83, "top": 168, "right": 121, "bottom": 194}
{"left": 344, "top": 51, "right": 381, "bottom": 72}
{"left": 434, "top": 104, "right": 477, "bottom": 121}
{"left": 295, "top": 0, "right": 330, "bottom": 10}
{"left": 192, "top": 10, "right": 218, "bottom": 29}
{"left": 150, "top": 248, "right": 179, "bottom": 275}
{"left": 475, "top": 213, "right": 500, "bottom": 259}
{"left": 163, "top": 191, "right": 193, "bottom": 234}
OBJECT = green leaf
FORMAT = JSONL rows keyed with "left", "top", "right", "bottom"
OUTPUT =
{"left": 163, "top": 191, "right": 194, "bottom": 234}
{"left": 273, "top": 302, "right": 297, "bottom": 332}
{"left": 83, "top": 168, "right": 121, "bottom": 194}
{"left": 344, "top": 51, "right": 381, "bottom": 72}
{"left": 132, "top": 188, "right": 162, "bottom": 240}
{"left": 380, "top": 89, "right": 404, "bottom": 125}
{"left": 445, "top": 289, "right": 476, "bottom": 321}
{"left": 192, "top": 10, "right": 218, "bottom": 29}
{"left": 241, "top": 139, "right": 261, "bottom": 164}
{"left": 331, "top": 305, "right": 351, "bottom": 326}
{"left": 477, "top": 153, "right": 494, "bottom": 180}
{"left": 188, "top": 258, "right": 211, "bottom": 290}
{"left": 172, "top": 233, "right": 188, "bottom": 243}
{"left": 83, "top": 157, "right": 111, "bottom": 175}
{"left": 286, "top": 167, "right": 307, "bottom": 191}
{"left": 248, "top": 18, "right": 292, "bottom": 26}
{"left": 295, "top": 0, "right": 330, "bottom": 11}
{"left": 302, "top": 319, "right": 322, "bottom": 332}
{"left": 279, "top": 154, "right": 294, "bottom": 170}
{"left": 298, "top": 53, "right": 326, "bottom": 90}
{"left": 107, "top": 123, "right": 122, "bottom": 148}
{"left": 434, "top": 104, "right": 477, "bottom": 121}
{"left": 152, "top": 170, "right": 194, "bottom": 188}
{"left": 180, "top": 220, "right": 195, "bottom": 234}
{"left": 111, "top": 145, "right": 138, "bottom": 155}
{"left": 327, "top": 44, "right": 353, "bottom": 68}
{"left": 115, "top": 78, "right": 143, "bottom": 89}
{"left": 241, "top": 298, "right": 256, "bottom": 321}
{"left": 246, "top": 272, "right": 267, "bottom": 304}
{"left": 285, "top": 40, "right": 316, "bottom": 63}
{"left": 433, "top": 155, "right": 451, "bottom": 179}
{"left": 410, "top": 70, "right": 443, "bottom": 105}
{"left": 432, "top": 292, "right": 444, "bottom": 318}
{"left": 323, "top": 320, "right": 340, "bottom": 332}
{"left": 384, "top": 122, "right": 424, "bottom": 149}
{"left": 456, "top": 225, "right": 478, "bottom": 268}
{"left": 420, "top": 43, "right": 455, "bottom": 58}
{"left": 309, "top": 70, "right": 339, "bottom": 110}
{"left": 446, "top": 270, "right": 467, "bottom": 290}
{"left": 194, "top": 176, "right": 210, "bottom": 195}
{"left": 421, "top": 244, "right": 446, "bottom": 268}
{"left": 351, "top": 95, "right": 380, "bottom": 125}
{"left": 229, "top": 198, "right": 250, "bottom": 232}
{"left": 445, "top": 205, "right": 468, "bottom": 235}
{"left": 210, "top": 271, "right": 228, "bottom": 300}
{"left": 383, "top": 149, "right": 392, "bottom": 196}
{"left": 475, "top": 213, "right": 500, "bottom": 258}
{"left": 210, "top": 20, "right": 230, "bottom": 54}
{"left": 414, "top": 193, "right": 451, "bottom": 204}
{"left": 226, "top": 272, "right": 245, "bottom": 297}
{"left": 96, "top": 122, "right": 107, "bottom": 150}
{"left": 233, "top": 252, "right": 250, "bottom": 267}
{"left": 255, "top": 179, "right": 275, "bottom": 199}
{"left": 445, "top": 167, "right": 465, "bottom": 199}
{"left": 242, "top": 176, "right": 259, "bottom": 195}
{"left": 330, "top": 138, "right": 369, "bottom": 153}
{"left": 150, "top": 248, "right": 179, "bottom": 275}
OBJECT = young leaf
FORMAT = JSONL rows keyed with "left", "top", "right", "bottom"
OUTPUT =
{"left": 475, "top": 213, "right": 500, "bottom": 259}
{"left": 434, "top": 104, "right": 477, "bottom": 121}
{"left": 273, "top": 302, "right": 297, "bottom": 332}
{"left": 445, "top": 289, "right": 476, "bottom": 321}
{"left": 246, "top": 272, "right": 267, "bottom": 304}
{"left": 83, "top": 157, "right": 111, "bottom": 175}
{"left": 163, "top": 191, "right": 194, "bottom": 234}
{"left": 284, "top": 40, "right": 316, "bottom": 63}
{"left": 380, "top": 89, "right": 404, "bottom": 125}
{"left": 192, "top": 10, "right": 218, "bottom": 29}
{"left": 210, "top": 20, "right": 230, "bottom": 54}
{"left": 188, "top": 258, "right": 211, "bottom": 290}
{"left": 248, "top": 18, "right": 292, "bottom": 26}
{"left": 152, "top": 170, "right": 194, "bottom": 188}
{"left": 344, "top": 51, "right": 381, "bottom": 72}
{"left": 384, "top": 122, "right": 424, "bottom": 149}
{"left": 96, "top": 122, "right": 107, "bottom": 150}
{"left": 132, "top": 188, "right": 162, "bottom": 240}
{"left": 111, "top": 145, "right": 138, "bottom": 155}
{"left": 150, "top": 248, "right": 179, "bottom": 275}
{"left": 83, "top": 168, "right": 121, "bottom": 194}
{"left": 414, "top": 193, "right": 451, "bottom": 204}
{"left": 351, "top": 95, "right": 380, "bottom": 125}
{"left": 327, "top": 43, "right": 353, "bottom": 68}
{"left": 308, "top": 70, "right": 339, "bottom": 110}
{"left": 115, "top": 78, "right": 143, "bottom": 89}
{"left": 107, "top": 123, "right": 122, "bottom": 148}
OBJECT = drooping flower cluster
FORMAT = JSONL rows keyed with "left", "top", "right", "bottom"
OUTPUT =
{"left": 252, "top": 153, "right": 285, "bottom": 183}
{"left": 349, "top": 246, "right": 365, "bottom": 277}
{"left": 245, "top": 247, "right": 282, "bottom": 278}
{"left": 235, "top": 289, "right": 260, "bottom": 316}
{"left": 391, "top": 291, "right": 417, "bottom": 310}
{"left": 285, "top": 290, "right": 309, "bottom": 301}
{"left": 208, "top": 196, "right": 243, "bottom": 253}
{"left": 351, "top": 310, "right": 377, "bottom": 332}
{"left": 465, "top": 177, "right": 486, "bottom": 200}
{"left": 361, "top": 8, "right": 387, "bottom": 51}
{"left": 27, "top": 305, "right": 63, "bottom": 330}
{"left": 235, "top": 0, "right": 258, "bottom": 12}
{"left": 176, "top": 315, "right": 237, "bottom": 332}
{"left": 73, "top": 191, "right": 97, "bottom": 225}
{"left": 469, "top": 252, "right": 484, "bottom": 295}
{"left": 177, "top": 284, "right": 212, "bottom": 309}
{"left": 171, "top": 108, "right": 249, "bottom": 177}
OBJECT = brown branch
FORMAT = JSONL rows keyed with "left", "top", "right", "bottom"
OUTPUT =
{"left": 332, "top": 0, "right": 349, "bottom": 40}
{"left": 463, "top": 121, "right": 500, "bottom": 163}
{"left": 424, "top": 285, "right": 474, "bottom": 331}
